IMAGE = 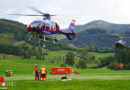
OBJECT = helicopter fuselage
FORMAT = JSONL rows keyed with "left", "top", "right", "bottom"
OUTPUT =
{"left": 27, "top": 20, "right": 60, "bottom": 35}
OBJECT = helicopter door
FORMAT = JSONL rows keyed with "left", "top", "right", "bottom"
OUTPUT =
{"left": 50, "top": 22, "right": 56, "bottom": 30}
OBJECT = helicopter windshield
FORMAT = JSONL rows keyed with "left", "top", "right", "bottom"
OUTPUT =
{"left": 31, "top": 21, "right": 42, "bottom": 27}
{"left": 40, "top": 20, "right": 56, "bottom": 30}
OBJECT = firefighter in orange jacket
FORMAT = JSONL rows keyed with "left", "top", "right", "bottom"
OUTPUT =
{"left": 40, "top": 65, "right": 46, "bottom": 80}
{"left": 10, "top": 70, "right": 13, "bottom": 76}
{"left": 34, "top": 64, "right": 39, "bottom": 80}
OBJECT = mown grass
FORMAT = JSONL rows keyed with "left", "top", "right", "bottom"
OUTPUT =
{"left": 6, "top": 80, "right": 130, "bottom": 90}
{"left": 0, "top": 59, "right": 60, "bottom": 75}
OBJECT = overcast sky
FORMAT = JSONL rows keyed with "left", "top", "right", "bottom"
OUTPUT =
{"left": 1, "top": 0, "right": 130, "bottom": 28}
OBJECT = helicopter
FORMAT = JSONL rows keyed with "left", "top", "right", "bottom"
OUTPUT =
{"left": 100, "top": 34, "right": 130, "bottom": 49}
{"left": 115, "top": 36, "right": 130, "bottom": 49}
{"left": 99, "top": 34, "right": 130, "bottom": 68}
{"left": 9, "top": 7, "right": 76, "bottom": 46}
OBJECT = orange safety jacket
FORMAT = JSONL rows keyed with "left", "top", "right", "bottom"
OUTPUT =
{"left": 10, "top": 71, "right": 13, "bottom": 76}
{"left": 40, "top": 68, "right": 46, "bottom": 74}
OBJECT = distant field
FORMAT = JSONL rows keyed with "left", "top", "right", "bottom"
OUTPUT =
{"left": 45, "top": 50, "right": 114, "bottom": 59}
{"left": 44, "top": 50, "right": 73, "bottom": 59}
{"left": 0, "top": 51, "right": 124, "bottom": 76}
{"left": 0, "top": 50, "right": 114, "bottom": 60}
{"left": 0, "top": 59, "right": 130, "bottom": 76}
{"left": 88, "top": 52, "right": 114, "bottom": 59}
{"left": 0, "top": 54, "right": 20, "bottom": 59}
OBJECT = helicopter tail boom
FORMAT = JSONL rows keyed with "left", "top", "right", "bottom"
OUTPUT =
{"left": 59, "top": 20, "right": 76, "bottom": 40}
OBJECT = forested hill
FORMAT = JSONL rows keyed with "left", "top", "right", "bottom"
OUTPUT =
{"left": 0, "top": 19, "right": 69, "bottom": 54}
{"left": 1, "top": 19, "right": 130, "bottom": 49}
{"left": 65, "top": 20, "right": 130, "bottom": 48}
{"left": 0, "top": 19, "right": 26, "bottom": 42}
{"left": 76, "top": 20, "right": 130, "bottom": 33}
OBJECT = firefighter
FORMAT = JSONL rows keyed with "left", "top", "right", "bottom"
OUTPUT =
{"left": 34, "top": 64, "right": 39, "bottom": 80}
{"left": 5, "top": 70, "right": 10, "bottom": 77}
{"left": 40, "top": 65, "right": 46, "bottom": 80}
{"left": 10, "top": 70, "right": 13, "bottom": 77}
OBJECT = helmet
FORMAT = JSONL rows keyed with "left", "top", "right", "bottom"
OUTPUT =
{"left": 35, "top": 64, "right": 37, "bottom": 66}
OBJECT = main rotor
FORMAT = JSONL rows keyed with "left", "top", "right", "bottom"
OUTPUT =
{"left": 9, "top": 7, "right": 56, "bottom": 18}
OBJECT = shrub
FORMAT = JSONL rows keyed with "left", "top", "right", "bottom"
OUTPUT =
{"left": 76, "top": 60, "right": 87, "bottom": 69}
{"left": 60, "top": 63, "right": 66, "bottom": 67}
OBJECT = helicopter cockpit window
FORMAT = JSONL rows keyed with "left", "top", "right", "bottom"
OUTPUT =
{"left": 40, "top": 22, "right": 46, "bottom": 29}
{"left": 31, "top": 21, "right": 42, "bottom": 27}
{"left": 40, "top": 21, "right": 56, "bottom": 30}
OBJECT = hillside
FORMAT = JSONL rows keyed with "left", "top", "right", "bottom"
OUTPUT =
{"left": 75, "top": 20, "right": 130, "bottom": 33}
{"left": 64, "top": 20, "right": 130, "bottom": 48}
{"left": 0, "top": 19, "right": 69, "bottom": 54}
{"left": 1, "top": 19, "right": 130, "bottom": 49}
{"left": 0, "top": 19, "right": 26, "bottom": 42}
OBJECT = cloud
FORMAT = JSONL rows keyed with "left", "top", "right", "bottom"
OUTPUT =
{"left": 4, "top": 9, "right": 16, "bottom": 14}
{"left": 1, "top": 0, "right": 130, "bottom": 28}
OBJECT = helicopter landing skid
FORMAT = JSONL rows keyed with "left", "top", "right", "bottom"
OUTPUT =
{"left": 24, "top": 32, "right": 59, "bottom": 48}
{"left": 39, "top": 35, "right": 59, "bottom": 48}
{"left": 40, "top": 36, "right": 58, "bottom": 44}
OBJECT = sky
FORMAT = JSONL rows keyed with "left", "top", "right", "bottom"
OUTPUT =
{"left": 1, "top": 0, "right": 130, "bottom": 28}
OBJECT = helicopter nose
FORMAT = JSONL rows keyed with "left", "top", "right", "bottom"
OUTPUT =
{"left": 28, "top": 24, "right": 32, "bottom": 28}
{"left": 27, "top": 24, "right": 32, "bottom": 31}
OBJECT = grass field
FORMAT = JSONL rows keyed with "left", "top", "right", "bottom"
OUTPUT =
{"left": 44, "top": 50, "right": 70, "bottom": 59}
{"left": 6, "top": 80, "right": 130, "bottom": 90}
{"left": 0, "top": 51, "right": 129, "bottom": 90}
{"left": 88, "top": 52, "right": 114, "bottom": 59}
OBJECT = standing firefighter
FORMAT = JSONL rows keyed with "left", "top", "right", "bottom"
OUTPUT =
{"left": 34, "top": 64, "right": 39, "bottom": 80}
{"left": 40, "top": 65, "right": 46, "bottom": 80}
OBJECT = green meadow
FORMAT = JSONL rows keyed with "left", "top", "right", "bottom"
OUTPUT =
{"left": 0, "top": 51, "right": 130, "bottom": 90}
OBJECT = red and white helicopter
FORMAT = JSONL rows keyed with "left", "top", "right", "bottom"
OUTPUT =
{"left": 10, "top": 7, "right": 76, "bottom": 46}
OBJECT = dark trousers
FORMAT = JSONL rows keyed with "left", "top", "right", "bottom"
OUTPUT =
{"left": 35, "top": 71, "right": 39, "bottom": 80}
{"left": 41, "top": 74, "right": 45, "bottom": 79}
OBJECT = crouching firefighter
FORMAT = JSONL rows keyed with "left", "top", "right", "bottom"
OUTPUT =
{"left": 40, "top": 65, "right": 47, "bottom": 80}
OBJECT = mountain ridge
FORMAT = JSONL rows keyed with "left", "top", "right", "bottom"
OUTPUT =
{"left": 75, "top": 20, "right": 130, "bottom": 33}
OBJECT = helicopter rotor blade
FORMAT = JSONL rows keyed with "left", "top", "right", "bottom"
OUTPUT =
{"left": 27, "top": 6, "right": 45, "bottom": 15}
{"left": 8, "top": 14, "right": 43, "bottom": 16}
{"left": 9, "top": 7, "right": 57, "bottom": 17}
{"left": 50, "top": 15, "right": 57, "bottom": 16}
{"left": 28, "top": 7, "right": 57, "bottom": 16}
